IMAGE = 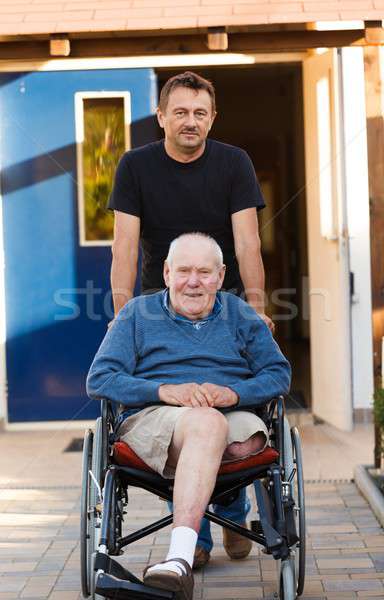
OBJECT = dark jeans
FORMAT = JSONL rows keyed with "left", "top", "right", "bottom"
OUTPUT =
{"left": 167, "top": 488, "right": 251, "bottom": 552}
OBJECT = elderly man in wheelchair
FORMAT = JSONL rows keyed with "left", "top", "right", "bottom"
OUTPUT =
{"left": 84, "top": 232, "right": 306, "bottom": 600}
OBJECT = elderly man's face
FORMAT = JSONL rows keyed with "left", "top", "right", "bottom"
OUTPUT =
{"left": 163, "top": 240, "right": 225, "bottom": 320}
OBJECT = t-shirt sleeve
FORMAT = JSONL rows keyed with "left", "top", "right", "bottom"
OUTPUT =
{"left": 230, "top": 149, "right": 265, "bottom": 214}
{"left": 108, "top": 152, "right": 141, "bottom": 217}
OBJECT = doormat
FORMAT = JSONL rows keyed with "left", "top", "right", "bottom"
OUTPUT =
{"left": 64, "top": 438, "right": 83, "bottom": 452}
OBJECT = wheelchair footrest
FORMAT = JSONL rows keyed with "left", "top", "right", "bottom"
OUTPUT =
{"left": 95, "top": 552, "right": 142, "bottom": 584}
{"left": 95, "top": 572, "right": 175, "bottom": 600}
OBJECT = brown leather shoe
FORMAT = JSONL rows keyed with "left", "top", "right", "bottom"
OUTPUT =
{"left": 223, "top": 524, "right": 252, "bottom": 559}
{"left": 143, "top": 558, "right": 194, "bottom": 600}
{"left": 192, "top": 545, "right": 210, "bottom": 569}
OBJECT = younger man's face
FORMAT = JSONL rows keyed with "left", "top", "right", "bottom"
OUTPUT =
{"left": 157, "top": 87, "right": 216, "bottom": 154}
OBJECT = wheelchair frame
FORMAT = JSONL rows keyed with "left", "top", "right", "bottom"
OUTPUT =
{"left": 80, "top": 396, "right": 306, "bottom": 600}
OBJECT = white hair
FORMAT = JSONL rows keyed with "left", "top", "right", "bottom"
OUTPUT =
{"left": 166, "top": 232, "right": 224, "bottom": 267}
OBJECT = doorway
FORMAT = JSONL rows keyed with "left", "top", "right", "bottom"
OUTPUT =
{"left": 156, "top": 64, "right": 311, "bottom": 410}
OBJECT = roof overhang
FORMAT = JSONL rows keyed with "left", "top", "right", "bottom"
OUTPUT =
{"left": 0, "top": 21, "right": 382, "bottom": 62}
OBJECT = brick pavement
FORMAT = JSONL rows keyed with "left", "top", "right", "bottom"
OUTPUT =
{"left": 0, "top": 424, "right": 383, "bottom": 599}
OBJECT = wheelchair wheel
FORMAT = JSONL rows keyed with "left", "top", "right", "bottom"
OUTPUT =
{"left": 80, "top": 429, "right": 93, "bottom": 598}
{"left": 279, "top": 558, "right": 296, "bottom": 600}
{"left": 277, "top": 418, "right": 306, "bottom": 599}
{"left": 89, "top": 417, "right": 105, "bottom": 600}
{"left": 291, "top": 426, "right": 306, "bottom": 596}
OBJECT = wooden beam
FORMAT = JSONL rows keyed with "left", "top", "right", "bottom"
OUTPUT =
{"left": 365, "top": 20, "right": 384, "bottom": 45}
{"left": 363, "top": 45, "right": 384, "bottom": 466}
{"left": 0, "top": 29, "right": 370, "bottom": 60}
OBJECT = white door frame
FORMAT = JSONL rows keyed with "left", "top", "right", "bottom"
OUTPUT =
{"left": 340, "top": 48, "right": 374, "bottom": 416}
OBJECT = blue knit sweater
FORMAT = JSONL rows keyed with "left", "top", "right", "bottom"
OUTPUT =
{"left": 86, "top": 291, "right": 291, "bottom": 417}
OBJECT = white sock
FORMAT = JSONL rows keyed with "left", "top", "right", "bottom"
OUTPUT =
{"left": 146, "top": 527, "right": 198, "bottom": 576}
{"left": 166, "top": 526, "right": 198, "bottom": 567}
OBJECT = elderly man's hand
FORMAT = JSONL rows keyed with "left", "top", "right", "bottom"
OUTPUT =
{"left": 159, "top": 383, "right": 215, "bottom": 407}
{"left": 201, "top": 383, "right": 238, "bottom": 408}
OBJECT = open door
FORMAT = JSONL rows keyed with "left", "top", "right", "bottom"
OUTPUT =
{"left": 303, "top": 49, "right": 353, "bottom": 431}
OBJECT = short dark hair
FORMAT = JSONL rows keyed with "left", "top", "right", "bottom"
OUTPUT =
{"left": 158, "top": 71, "right": 216, "bottom": 113}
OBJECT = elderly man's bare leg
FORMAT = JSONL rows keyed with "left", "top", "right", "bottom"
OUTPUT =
{"left": 170, "top": 408, "right": 229, "bottom": 530}
{"left": 144, "top": 407, "right": 228, "bottom": 582}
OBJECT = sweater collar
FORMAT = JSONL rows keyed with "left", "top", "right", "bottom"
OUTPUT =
{"left": 162, "top": 289, "right": 222, "bottom": 325}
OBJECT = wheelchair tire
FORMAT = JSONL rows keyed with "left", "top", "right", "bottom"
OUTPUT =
{"left": 89, "top": 417, "right": 105, "bottom": 600}
{"left": 279, "top": 558, "right": 296, "bottom": 600}
{"left": 80, "top": 428, "right": 93, "bottom": 598}
{"left": 291, "top": 426, "right": 306, "bottom": 597}
{"left": 278, "top": 417, "right": 297, "bottom": 600}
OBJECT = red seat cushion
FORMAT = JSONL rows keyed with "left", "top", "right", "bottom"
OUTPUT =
{"left": 113, "top": 441, "right": 279, "bottom": 474}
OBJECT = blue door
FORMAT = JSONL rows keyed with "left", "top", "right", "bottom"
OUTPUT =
{"left": 1, "top": 68, "right": 157, "bottom": 422}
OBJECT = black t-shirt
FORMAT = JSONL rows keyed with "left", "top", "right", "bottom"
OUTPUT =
{"left": 108, "top": 139, "right": 265, "bottom": 292}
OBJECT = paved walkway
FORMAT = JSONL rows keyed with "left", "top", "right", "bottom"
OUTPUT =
{"left": 0, "top": 422, "right": 383, "bottom": 599}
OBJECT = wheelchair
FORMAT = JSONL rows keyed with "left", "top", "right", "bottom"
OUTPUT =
{"left": 80, "top": 396, "right": 306, "bottom": 600}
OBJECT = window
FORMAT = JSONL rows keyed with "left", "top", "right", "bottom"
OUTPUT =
{"left": 75, "top": 92, "right": 131, "bottom": 245}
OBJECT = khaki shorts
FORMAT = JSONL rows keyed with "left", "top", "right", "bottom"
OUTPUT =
{"left": 117, "top": 406, "right": 269, "bottom": 478}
